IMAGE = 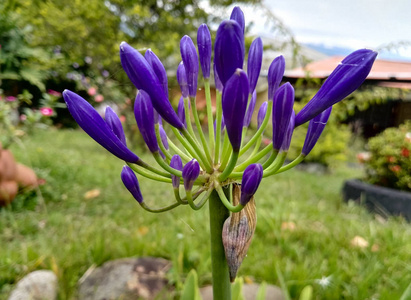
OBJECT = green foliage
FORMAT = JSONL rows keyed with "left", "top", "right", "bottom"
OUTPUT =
{"left": 181, "top": 269, "right": 201, "bottom": 300}
{"left": 362, "top": 121, "right": 411, "bottom": 191}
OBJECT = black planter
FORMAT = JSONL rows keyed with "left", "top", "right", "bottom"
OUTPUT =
{"left": 342, "top": 179, "right": 411, "bottom": 221}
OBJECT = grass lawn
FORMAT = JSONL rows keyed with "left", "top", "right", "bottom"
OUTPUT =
{"left": 1, "top": 129, "right": 410, "bottom": 299}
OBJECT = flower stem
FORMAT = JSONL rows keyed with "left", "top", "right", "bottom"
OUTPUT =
{"left": 214, "top": 90, "right": 223, "bottom": 164}
{"left": 155, "top": 124, "right": 172, "bottom": 161}
{"left": 208, "top": 189, "right": 232, "bottom": 300}
{"left": 204, "top": 79, "right": 215, "bottom": 156}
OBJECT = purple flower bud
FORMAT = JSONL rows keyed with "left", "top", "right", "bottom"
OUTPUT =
{"left": 120, "top": 42, "right": 183, "bottom": 129}
{"left": 302, "top": 107, "right": 332, "bottom": 156}
{"left": 257, "top": 101, "right": 268, "bottom": 129}
{"left": 214, "top": 63, "right": 223, "bottom": 92}
{"left": 178, "top": 96, "right": 187, "bottom": 127}
{"left": 230, "top": 6, "right": 245, "bottom": 35}
{"left": 280, "top": 110, "right": 295, "bottom": 152}
{"left": 182, "top": 159, "right": 200, "bottom": 191}
{"left": 247, "top": 37, "right": 263, "bottom": 93}
{"left": 268, "top": 55, "right": 286, "bottom": 101}
{"left": 153, "top": 110, "right": 160, "bottom": 124}
{"left": 105, "top": 106, "right": 127, "bottom": 146}
{"left": 197, "top": 24, "right": 212, "bottom": 79}
{"left": 295, "top": 49, "right": 377, "bottom": 126}
{"left": 244, "top": 90, "right": 257, "bottom": 127}
{"left": 134, "top": 90, "right": 159, "bottom": 153}
{"left": 180, "top": 36, "right": 199, "bottom": 97}
{"left": 145, "top": 49, "right": 168, "bottom": 97}
{"left": 272, "top": 82, "right": 295, "bottom": 150}
{"left": 240, "top": 163, "right": 263, "bottom": 206}
{"left": 214, "top": 20, "right": 245, "bottom": 86}
{"left": 159, "top": 125, "right": 169, "bottom": 150}
{"left": 121, "top": 165, "right": 143, "bottom": 203}
{"left": 63, "top": 90, "right": 139, "bottom": 163}
{"left": 222, "top": 69, "right": 250, "bottom": 152}
{"left": 177, "top": 62, "right": 189, "bottom": 98}
{"left": 170, "top": 155, "right": 183, "bottom": 189}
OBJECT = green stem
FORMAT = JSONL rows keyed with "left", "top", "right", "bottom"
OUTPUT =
{"left": 167, "top": 138, "right": 192, "bottom": 162}
{"left": 214, "top": 90, "right": 223, "bottom": 164}
{"left": 153, "top": 152, "right": 183, "bottom": 177}
{"left": 219, "top": 151, "right": 239, "bottom": 182}
{"left": 181, "top": 129, "right": 213, "bottom": 173}
{"left": 208, "top": 189, "right": 232, "bottom": 300}
{"left": 190, "top": 97, "right": 213, "bottom": 165}
{"left": 214, "top": 182, "right": 244, "bottom": 213}
{"left": 263, "top": 152, "right": 288, "bottom": 177}
{"left": 155, "top": 124, "right": 172, "bottom": 161}
{"left": 184, "top": 96, "right": 197, "bottom": 140}
{"left": 262, "top": 150, "right": 278, "bottom": 169}
{"left": 140, "top": 202, "right": 180, "bottom": 213}
{"left": 204, "top": 79, "right": 215, "bottom": 157}
{"left": 276, "top": 154, "right": 305, "bottom": 174}
{"left": 136, "top": 160, "right": 171, "bottom": 178}
{"left": 127, "top": 162, "right": 172, "bottom": 183}
{"left": 250, "top": 135, "right": 263, "bottom": 157}
{"left": 239, "top": 101, "right": 273, "bottom": 156}
{"left": 219, "top": 133, "right": 231, "bottom": 170}
{"left": 186, "top": 188, "right": 212, "bottom": 210}
{"left": 234, "top": 142, "right": 272, "bottom": 172}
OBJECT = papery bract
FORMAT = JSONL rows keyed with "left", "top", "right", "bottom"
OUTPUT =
{"left": 145, "top": 49, "right": 168, "bottom": 97}
{"left": 222, "top": 69, "right": 250, "bottom": 152}
{"left": 272, "top": 82, "right": 295, "bottom": 150}
{"left": 244, "top": 90, "right": 257, "bottom": 127}
{"left": 120, "top": 42, "right": 183, "bottom": 129}
{"left": 268, "top": 55, "right": 285, "bottom": 101}
{"left": 63, "top": 90, "right": 139, "bottom": 163}
{"left": 240, "top": 163, "right": 263, "bottom": 206}
{"left": 182, "top": 159, "right": 200, "bottom": 191}
{"left": 247, "top": 37, "right": 263, "bottom": 93}
{"left": 121, "top": 165, "right": 143, "bottom": 203}
{"left": 177, "top": 62, "right": 189, "bottom": 98}
{"left": 295, "top": 49, "right": 377, "bottom": 126}
{"left": 134, "top": 90, "right": 159, "bottom": 153}
{"left": 170, "top": 155, "right": 183, "bottom": 189}
{"left": 302, "top": 107, "right": 332, "bottom": 156}
{"left": 180, "top": 36, "right": 199, "bottom": 97}
{"left": 197, "top": 24, "right": 212, "bottom": 79}
{"left": 105, "top": 106, "right": 127, "bottom": 146}
{"left": 214, "top": 20, "right": 244, "bottom": 86}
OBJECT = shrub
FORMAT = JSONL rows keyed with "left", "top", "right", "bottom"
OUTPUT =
{"left": 361, "top": 121, "right": 411, "bottom": 191}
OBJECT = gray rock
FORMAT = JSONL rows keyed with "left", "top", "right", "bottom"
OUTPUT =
{"left": 8, "top": 270, "right": 58, "bottom": 300}
{"left": 78, "top": 257, "right": 172, "bottom": 300}
{"left": 200, "top": 283, "right": 285, "bottom": 300}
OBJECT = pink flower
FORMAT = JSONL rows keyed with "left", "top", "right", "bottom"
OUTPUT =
{"left": 357, "top": 152, "right": 371, "bottom": 163}
{"left": 88, "top": 87, "right": 97, "bottom": 96}
{"left": 40, "top": 107, "right": 54, "bottom": 116}
{"left": 119, "top": 115, "right": 126, "bottom": 123}
{"left": 94, "top": 94, "right": 104, "bottom": 102}
{"left": 47, "top": 89, "right": 61, "bottom": 97}
{"left": 20, "top": 114, "right": 27, "bottom": 121}
{"left": 6, "top": 96, "right": 17, "bottom": 102}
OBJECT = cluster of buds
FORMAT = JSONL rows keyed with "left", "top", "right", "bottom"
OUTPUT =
{"left": 62, "top": 6, "right": 377, "bottom": 279}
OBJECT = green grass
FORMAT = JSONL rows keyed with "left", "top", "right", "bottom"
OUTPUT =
{"left": 1, "top": 129, "right": 410, "bottom": 299}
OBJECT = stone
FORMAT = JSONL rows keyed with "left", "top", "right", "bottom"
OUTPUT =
{"left": 200, "top": 283, "right": 285, "bottom": 300}
{"left": 8, "top": 270, "right": 58, "bottom": 300}
{"left": 78, "top": 257, "right": 172, "bottom": 300}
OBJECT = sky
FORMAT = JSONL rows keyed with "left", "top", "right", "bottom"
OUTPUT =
{"left": 210, "top": 0, "right": 411, "bottom": 60}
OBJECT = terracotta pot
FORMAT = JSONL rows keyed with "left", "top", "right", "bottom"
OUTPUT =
{"left": 15, "top": 163, "right": 38, "bottom": 189}
{"left": 0, "top": 149, "right": 17, "bottom": 182}
{"left": 0, "top": 181, "right": 18, "bottom": 206}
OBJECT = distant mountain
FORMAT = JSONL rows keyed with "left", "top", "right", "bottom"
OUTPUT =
{"left": 304, "top": 43, "right": 411, "bottom": 62}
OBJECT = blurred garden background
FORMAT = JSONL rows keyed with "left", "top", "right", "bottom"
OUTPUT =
{"left": 1, "top": 0, "right": 411, "bottom": 299}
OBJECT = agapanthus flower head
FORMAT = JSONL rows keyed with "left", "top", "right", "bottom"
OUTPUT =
{"left": 295, "top": 49, "right": 377, "bottom": 126}
{"left": 105, "top": 106, "right": 127, "bottom": 145}
{"left": 63, "top": 90, "right": 139, "bottom": 163}
{"left": 145, "top": 49, "right": 169, "bottom": 97}
{"left": 182, "top": 159, "right": 200, "bottom": 191}
{"left": 120, "top": 42, "right": 183, "bottom": 129}
{"left": 180, "top": 35, "right": 199, "bottom": 97}
{"left": 240, "top": 163, "right": 263, "bottom": 206}
{"left": 134, "top": 90, "right": 159, "bottom": 153}
{"left": 244, "top": 90, "right": 257, "bottom": 127}
{"left": 222, "top": 69, "right": 250, "bottom": 152}
{"left": 302, "top": 107, "right": 332, "bottom": 156}
{"left": 247, "top": 37, "right": 263, "bottom": 93}
{"left": 177, "top": 62, "right": 189, "bottom": 98}
{"left": 121, "top": 165, "right": 143, "bottom": 203}
{"left": 197, "top": 24, "right": 212, "bottom": 79}
{"left": 268, "top": 55, "right": 286, "bottom": 101}
{"left": 280, "top": 110, "right": 295, "bottom": 152}
{"left": 170, "top": 155, "right": 183, "bottom": 189}
{"left": 257, "top": 101, "right": 268, "bottom": 129}
{"left": 230, "top": 6, "right": 245, "bottom": 34}
{"left": 272, "top": 82, "right": 295, "bottom": 150}
{"left": 214, "top": 20, "right": 245, "bottom": 86}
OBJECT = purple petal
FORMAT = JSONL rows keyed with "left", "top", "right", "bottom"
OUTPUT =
{"left": 295, "top": 49, "right": 377, "bottom": 126}
{"left": 159, "top": 125, "right": 169, "bottom": 150}
{"left": 105, "top": 106, "right": 127, "bottom": 146}
{"left": 180, "top": 36, "right": 199, "bottom": 97}
{"left": 145, "top": 49, "right": 168, "bottom": 98}
{"left": 247, "top": 37, "right": 263, "bottom": 93}
{"left": 230, "top": 6, "right": 245, "bottom": 35}
{"left": 268, "top": 55, "right": 286, "bottom": 101}
{"left": 178, "top": 96, "right": 187, "bottom": 128}
{"left": 214, "top": 63, "right": 223, "bottom": 92}
{"left": 63, "top": 90, "right": 139, "bottom": 163}
{"left": 177, "top": 62, "right": 189, "bottom": 98}
{"left": 182, "top": 159, "right": 200, "bottom": 191}
{"left": 170, "top": 155, "right": 183, "bottom": 189}
{"left": 280, "top": 110, "right": 295, "bottom": 152}
{"left": 302, "top": 107, "right": 332, "bottom": 156}
{"left": 197, "top": 24, "right": 212, "bottom": 79}
{"left": 244, "top": 90, "right": 257, "bottom": 127}
{"left": 257, "top": 101, "right": 268, "bottom": 129}
{"left": 240, "top": 163, "right": 263, "bottom": 206}
{"left": 222, "top": 69, "right": 250, "bottom": 151}
{"left": 121, "top": 166, "right": 143, "bottom": 203}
